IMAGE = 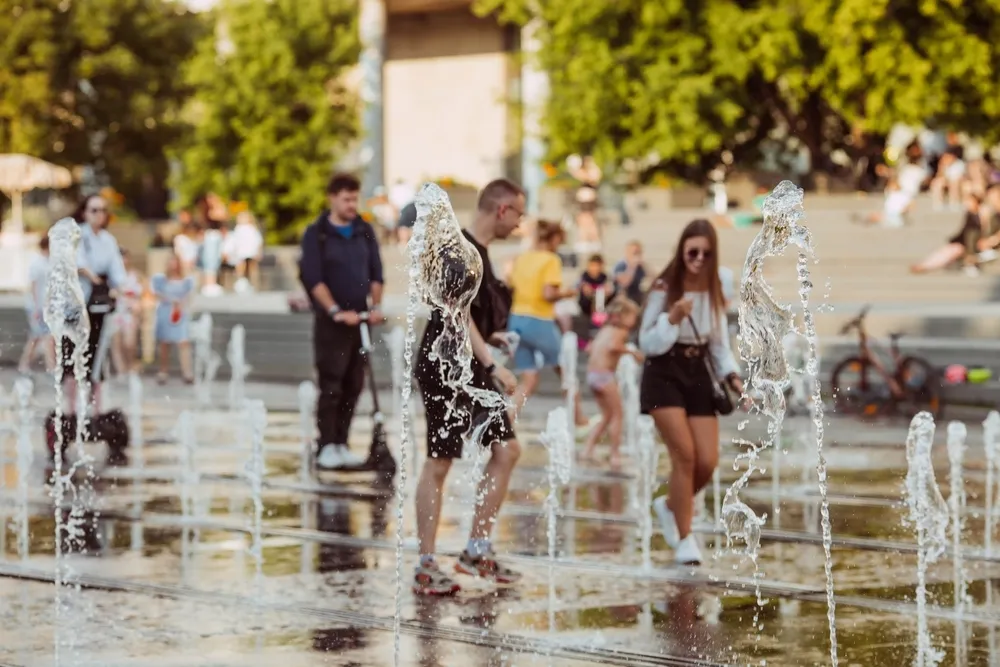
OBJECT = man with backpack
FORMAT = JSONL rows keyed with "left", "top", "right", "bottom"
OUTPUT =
{"left": 411, "top": 178, "right": 524, "bottom": 595}
{"left": 299, "top": 173, "right": 385, "bottom": 468}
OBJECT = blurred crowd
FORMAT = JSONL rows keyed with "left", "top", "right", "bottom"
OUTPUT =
{"left": 167, "top": 194, "right": 265, "bottom": 297}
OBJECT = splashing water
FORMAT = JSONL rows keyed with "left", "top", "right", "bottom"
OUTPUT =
{"left": 560, "top": 332, "right": 579, "bottom": 461}
{"left": 14, "top": 376, "right": 33, "bottom": 666}
{"left": 946, "top": 421, "right": 968, "bottom": 665}
{"left": 903, "top": 412, "right": 949, "bottom": 667}
{"left": 175, "top": 410, "right": 198, "bottom": 583}
{"left": 228, "top": 325, "right": 251, "bottom": 409}
{"left": 540, "top": 408, "right": 573, "bottom": 635}
{"left": 298, "top": 381, "right": 318, "bottom": 484}
{"left": 985, "top": 411, "right": 1000, "bottom": 560}
{"left": 392, "top": 184, "right": 515, "bottom": 666}
{"left": 616, "top": 351, "right": 640, "bottom": 458}
{"left": 192, "top": 314, "right": 221, "bottom": 404}
{"left": 636, "top": 416, "right": 659, "bottom": 572}
{"left": 13, "top": 376, "right": 33, "bottom": 563}
{"left": 731, "top": 181, "right": 837, "bottom": 661}
{"left": 43, "top": 217, "right": 91, "bottom": 663}
{"left": 243, "top": 399, "right": 267, "bottom": 649}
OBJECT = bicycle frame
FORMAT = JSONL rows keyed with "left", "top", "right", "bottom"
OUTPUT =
{"left": 851, "top": 317, "right": 905, "bottom": 398}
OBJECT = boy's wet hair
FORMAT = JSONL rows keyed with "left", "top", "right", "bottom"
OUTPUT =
{"left": 606, "top": 295, "right": 640, "bottom": 318}
{"left": 587, "top": 253, "right": 604, "bottom": 265}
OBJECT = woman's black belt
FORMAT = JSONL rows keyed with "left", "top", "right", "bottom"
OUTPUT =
{"left": 666, "top": 343, "right": 708, "bottom": 358}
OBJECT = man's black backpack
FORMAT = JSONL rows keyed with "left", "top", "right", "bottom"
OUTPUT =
{"left": 297, "top": 217, "right": 378, "bottom": 296}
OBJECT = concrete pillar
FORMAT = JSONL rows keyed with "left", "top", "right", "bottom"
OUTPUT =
{"left": 358, "top": 0, "right": 386, "bottom": 199}
{"left": 520, "top": 20, "right": 548, "bottom": 215}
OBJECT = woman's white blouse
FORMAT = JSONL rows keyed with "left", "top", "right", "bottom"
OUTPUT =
{"left": 638, "top": 289, "right": 740, "bottom": 380}
{"left": 76, "top": 224, "right": 127, "bottom": 303}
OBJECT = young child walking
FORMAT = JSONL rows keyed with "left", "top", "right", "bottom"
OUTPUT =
{"left": 581, "top": 297, "right": 642, "bottom": 468}
{"left": 152, "top": 253, "right": 196, "bottom": 384}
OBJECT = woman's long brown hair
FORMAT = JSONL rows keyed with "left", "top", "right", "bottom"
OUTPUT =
{"left": 654, "top": 219, "right": 725, "bottom": 327}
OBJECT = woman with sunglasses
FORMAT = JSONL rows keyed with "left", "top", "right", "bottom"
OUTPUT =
{"left": 638, "top": 219, "right": 743, "bottom": 565}
{"left": 47, "top": 195, "right": 129, "bottom": 453}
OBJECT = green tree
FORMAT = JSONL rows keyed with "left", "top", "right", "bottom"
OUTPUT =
{"left": 173, "top": 0, "right": 360, "bottom": 243}
{"left": 475, "top": 0, "right": 1000, "bottom": 183}
{"left": 0, "top": 0, "right": 204, "bottom": 215}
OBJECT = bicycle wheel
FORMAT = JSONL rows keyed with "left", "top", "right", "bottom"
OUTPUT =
{"left": 896, "top": 355, "right": 943, "bottom": 419}
{"left": 830, "top": 356, "right": 886, "bottom": 416}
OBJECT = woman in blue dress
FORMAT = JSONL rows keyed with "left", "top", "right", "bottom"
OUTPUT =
{"left": 153, "top": 253, "right": 196, "bottom": 384}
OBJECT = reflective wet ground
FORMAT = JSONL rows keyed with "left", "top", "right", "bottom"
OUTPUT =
{"left": 1, "top": 376, "right": 999, "bottom": 666}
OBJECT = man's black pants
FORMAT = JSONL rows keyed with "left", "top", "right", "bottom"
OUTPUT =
{"left": 314, "top": 316, "right": 365, "bottom": 446}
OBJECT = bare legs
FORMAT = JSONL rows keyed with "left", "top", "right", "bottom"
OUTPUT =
{"left": 416, "top": 458, "right": 452, "bottom": 556}
{"left": 416, "top": 438, "right": 522, "bottom": 556}
{"left": 582, "top": 382, "right": 623, "bottom": 467}
{"left": 19, "top": 336, "right": 55, "bottom": 373}
{"left": 910, "top": 243, "right": 964, "bottom": 273}
{"left": 158, "top": 340, "right": 194, "bottom": 382}
{"left": 470, "top": 440, "right": 521, "bottom": 539}
{"left": 650, "top": 408, "right": 719, "bottom": 538}
{"left": 513, "top": 366, "right": 587, "bottom": 428}
{"left": 111, "top": 323, "right": 139, "bottom": 376}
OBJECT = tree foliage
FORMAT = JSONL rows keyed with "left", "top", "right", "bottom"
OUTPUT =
{"left": 173, "top": 0, "right": 360, "bottom": 243}
{"left": 0, "top": 0, "right": 204, "bottom": 214}
{"left": 475, "top": 0, "right": 1000, "bottom": 182}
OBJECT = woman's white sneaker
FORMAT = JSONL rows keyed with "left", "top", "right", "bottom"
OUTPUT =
{"left": 653, "top": 496, "right": 680, "bottom": 548}
{"left": 675, "top": 535, "right": 703, "bottom": 565}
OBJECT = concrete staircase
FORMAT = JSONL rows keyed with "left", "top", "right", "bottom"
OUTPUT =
{"left": 380, "top": 193, "right": 1000, "bottom": 340}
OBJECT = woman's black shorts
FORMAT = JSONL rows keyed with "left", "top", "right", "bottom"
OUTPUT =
{"left": 639, "top": 343, "right": 717, "bottom": 417}
{"left": 415, "top": 347, "right": 515, "bottom": 460}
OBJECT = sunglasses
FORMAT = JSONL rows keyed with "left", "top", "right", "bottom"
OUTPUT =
{"left": 88, "top": 207, "right": 108, "bottom": 214}
{"left": 685, "top": 248, "right": 712, "bottom": 261}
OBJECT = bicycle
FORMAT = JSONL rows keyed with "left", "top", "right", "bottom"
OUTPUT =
{"left": 829, "top": 306, "right": 943, "bottom": 419}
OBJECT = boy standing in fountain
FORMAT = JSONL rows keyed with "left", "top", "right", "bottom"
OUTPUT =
{"left": 413, "top": 179, "right": 524, "bottom": 595}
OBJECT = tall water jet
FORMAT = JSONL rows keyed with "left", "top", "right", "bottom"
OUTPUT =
{"left": 126, "top": 372, "right": 144, "bottom": 551}
{"left": 731, "top": 180, "right": 837, "bottom": 661}
{"left": 243, "top": 398, "right": 267, "bottom": 647}
{"left": 616, "top": 351, "right": 640, "bottom": 457}
{"left": 13, "top": 376, "right": 33, "bottom": 563}
{"left": 298, "top": 381, "right": 317, "bottom": 484}
{"left": 904, "top": 412, "right": 949, "bottom": 667}
{"left": 175, "top": 410, "right": 198, "bottom": 583}
{"left": 636, "top": 415, "right": 659, "bottom": 572}
{"left": 43, "top": 217, "right": 90, "bottom": 663}
{"left": 12, "top": 374, "right": 32, "bottom": 667}
{"left": 985, "top": 411, "right": 1000, "bottom": 559}
{"left": 559, "top": 332, "right": 579, "bottom": 458}
{"left": 228, "top": 325, "right": 250, "bottom": 409}
{"left": 947, "top": 421, "right": 968, "bottom": 666}
{"left": 386, "top": 326, "right": 418, "bottom": 482}
{"left": 540, "top": 407, "right": 572, "bottom": 635}
{"left": 127, "top": 372, "right": 143, "bottom": 468}
{"left": 392, "top": 183, "right": 485, "bottom": 665}
{"left": 192, "top": 314, "right": 221, "bottom": 404}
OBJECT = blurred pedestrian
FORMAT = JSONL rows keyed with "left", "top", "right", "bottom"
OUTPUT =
{"left": 612, "top": 241, "right": 647, "bottom": 304}
{"left": 19, "top": 234, "right": 55, "bottom": 374}
{"left": 639, "top": 219, "right": 744, "bottom": 565}
{"left": 299, "top": 173, "right": 385, "bottom": 469}
{"left": 152, "top": 253, "right": 196, "bottom": 384}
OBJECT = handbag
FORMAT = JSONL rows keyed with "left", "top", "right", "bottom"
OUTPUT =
{"left": 87, "top": 276, "right": 116, "bottom": 315}
{"left": 686, "top": 315, "right": 736, "bottom": 416}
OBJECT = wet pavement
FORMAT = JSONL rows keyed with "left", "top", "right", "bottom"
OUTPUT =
{"left": 1, "top": 371, "right": 999, "bottom": 666}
